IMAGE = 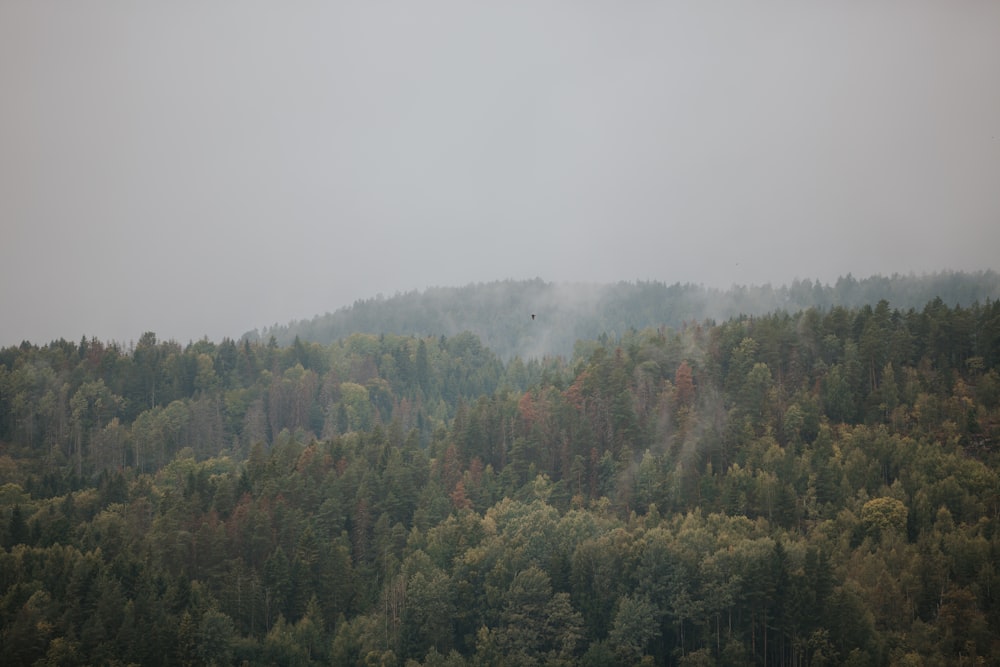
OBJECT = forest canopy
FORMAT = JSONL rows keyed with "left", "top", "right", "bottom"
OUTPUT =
{"left": 247, "top": 270, "right": 1000, "bottom": 360}
{"left": 2, "top": 281, "right": 1000, "bottom": 665}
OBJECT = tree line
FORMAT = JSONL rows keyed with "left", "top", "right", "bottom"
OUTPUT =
{"left": 1, "top": 296, "right": 999, "bottom": 665}
{"left": 250, "top": 271, "right": 1000, "bottom": 359}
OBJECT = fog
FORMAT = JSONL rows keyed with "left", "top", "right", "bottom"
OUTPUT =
{"left": 2, "top": 1, "right": 998, "bottom": 347}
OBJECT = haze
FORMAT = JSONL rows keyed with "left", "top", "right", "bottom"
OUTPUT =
{"left": 2, "top": 1, "right": 998, "bottom": 347}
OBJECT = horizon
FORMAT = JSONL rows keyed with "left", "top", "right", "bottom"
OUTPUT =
{"left": 5, "top": 269, "right": 996, "bottom": 350}
{"left": 3, "top": 2, "right": 998, "bottom": 347}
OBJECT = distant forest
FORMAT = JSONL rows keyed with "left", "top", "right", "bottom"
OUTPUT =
{"left": 2, "top": 271, "right": 1000, "bottom": 665}
{"left": 247, "top": 271, "right": 1000, "bottom": 360}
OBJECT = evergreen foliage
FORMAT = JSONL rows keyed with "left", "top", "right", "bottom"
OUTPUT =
{"left": 249, "top": 271, "right": 1000, "bottom": 359}
{"left": 1, "top": 282, "right": 1000, "bottom": 664}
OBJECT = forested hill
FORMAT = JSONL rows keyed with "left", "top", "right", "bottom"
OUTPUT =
{"left": 2, "top": 294, "right": 1000, "bottom": 665}
{"left": 247, "top": 271, "right": 1000, "bottom": 360}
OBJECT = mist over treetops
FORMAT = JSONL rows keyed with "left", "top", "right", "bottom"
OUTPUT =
{"left": 247, "top": 271, "right": 1000, "bottom": 360}
{"left": 2, "top": 269, "right": 1000, "bottom": 665}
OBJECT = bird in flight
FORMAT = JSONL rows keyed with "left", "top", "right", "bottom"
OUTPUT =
{"left": 531, "top": 314, "right": 536, "bottom": 320}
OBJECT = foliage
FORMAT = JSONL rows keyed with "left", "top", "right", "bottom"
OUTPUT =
{"left": 2, "top": 288, "right": 1000, "bottom": 665}
{"left": 251, "top": 272, "right": 1000, "bottom": 359}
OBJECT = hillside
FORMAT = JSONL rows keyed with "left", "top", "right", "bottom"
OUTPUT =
{"left": 1, "top": 293, "right": 1000, "bottom": 664}
{"left": 246, "top": 271, "right": 1000, "bottom": 359}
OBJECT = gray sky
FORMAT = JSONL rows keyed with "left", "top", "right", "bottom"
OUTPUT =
{"left": 2, "top": 1, "right": 999, "bottom": 347}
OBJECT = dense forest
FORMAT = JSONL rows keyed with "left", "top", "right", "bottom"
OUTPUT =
{"left": 2, "top": 288, "right": 1000, "bottom": 664}
{"left": 249, "top": 271, "right": 1000, "bottom": 360}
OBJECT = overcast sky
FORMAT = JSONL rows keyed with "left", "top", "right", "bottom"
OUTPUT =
{"left": 2, "top": 1, "right": 998, "bottom": 347}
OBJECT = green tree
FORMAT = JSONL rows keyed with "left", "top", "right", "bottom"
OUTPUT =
{"left": 609, "top": 594, "right": 660, "bottom": 665}
{"left": 69, "top": 379, "right": 124, "bottom": 475}
{"left": 860, "top": 496, "right": 908, "bottom": 541}
{"left": 496, "top": 566, "right": 550, "bottom": 663}
{"left": 401, "top": 567, "right": 455, "bottom": 660}
{"left": 133, "top": 331, "right": 162, "bottom": 409}
{"left": 6, "top": 504, "right": 28, "bottom": 547}
{"left": 196, "top": 609, "right": 236, "bottom": 667}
